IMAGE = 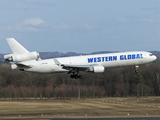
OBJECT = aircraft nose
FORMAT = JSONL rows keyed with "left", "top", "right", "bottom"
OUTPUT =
{"left": 153, "top": 55, "right": 157, "bottom": 61}
{"left": 148, "top": 54, "right": 157, "bottom": 62}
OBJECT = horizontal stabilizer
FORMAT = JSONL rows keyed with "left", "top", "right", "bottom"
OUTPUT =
{"left": 16, "top": 63, "right": 32, "bottom": 68}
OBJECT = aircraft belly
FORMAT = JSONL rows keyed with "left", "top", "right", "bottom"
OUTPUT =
{"left": 25, "top": 65, "right": 67, "bottom": 73}
{"left": 101, "top": 61, "right": 119, "bottom": 68}
{"left": 118, "top": 59, "right": 144, "bottom": 67}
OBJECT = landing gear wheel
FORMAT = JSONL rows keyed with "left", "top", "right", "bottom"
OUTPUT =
{"left": 75, "top": 75, "right": 79, "bottom": 79}
{"left": 70, "top": 75, "right": 76, "bottom": 78}
{"left": 70, "top": 75, "right": 82, "bottom": 79}
{"left": 78, "top": 75, "right": 82, "bottom": 79}
{"left": 135, "top": 70, "right": 139, "bottom": 73}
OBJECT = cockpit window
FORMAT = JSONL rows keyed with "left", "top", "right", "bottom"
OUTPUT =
{"left": 149, "top": 54, "right": 153, "bottom": 56}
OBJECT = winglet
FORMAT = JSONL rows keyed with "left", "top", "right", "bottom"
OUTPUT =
{"left": 6, "top": 38, "right": 29, "bottom": 54}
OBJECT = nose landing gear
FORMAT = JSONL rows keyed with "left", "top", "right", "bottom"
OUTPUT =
{"left": 135, "top": 65, "right": 139, "bottom": 73}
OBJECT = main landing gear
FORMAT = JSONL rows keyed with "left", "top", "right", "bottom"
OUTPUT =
{"left": 70, "top": 74, "right": 82, "bottom": 79}
{"left": 67, "top": 68, "right": 82, "bottom": 79}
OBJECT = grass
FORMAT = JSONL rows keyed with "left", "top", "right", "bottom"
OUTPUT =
{"left": 0, "top": 97, "right": 160, "bottom": 119}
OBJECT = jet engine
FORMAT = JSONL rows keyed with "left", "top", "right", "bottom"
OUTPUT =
{"left": 89, "top": 65, "right": 105, "bottom": 73}
{"left": 4, "top": 51, "right": 40, "bottom": 62}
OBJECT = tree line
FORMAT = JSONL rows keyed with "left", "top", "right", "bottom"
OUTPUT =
{"left": 0, "top": 61, "right": 159, "bottom": 99}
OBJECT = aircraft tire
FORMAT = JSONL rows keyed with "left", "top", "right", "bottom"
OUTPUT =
{"left": 70, "top": 75, "right": 82, "bottom": 79}
{"left": 70, "top": 75, "right": 75, "bottom": 78}
{"left": 78, "top": 75, "right": 82, "bottom": 79}
{"left": 75, "top": 75, "right": 79, "bottom": 79}
{"left": 135, "top": 70, "right": 139, "bottom": 73}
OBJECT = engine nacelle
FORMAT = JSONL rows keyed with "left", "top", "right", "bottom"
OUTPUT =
{"left": 89, "top": 65, "right": 105, "bottom": 73}
{"left": 4, "top": 51, "right": 39, "bottom": 62}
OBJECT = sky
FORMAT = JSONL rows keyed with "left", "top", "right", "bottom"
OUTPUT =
{"left": 0, "top": 0, "right": 160, "bottom": 54}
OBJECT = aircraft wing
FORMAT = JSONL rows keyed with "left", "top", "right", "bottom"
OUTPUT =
{"left": 54, "top": 58, "right": 96, "bottom": 71}
{"left": 61, "top": 63, "right": 105, "bottom": 74}
{"left": 61, "top": 64, "right": 93, "bottom": 71}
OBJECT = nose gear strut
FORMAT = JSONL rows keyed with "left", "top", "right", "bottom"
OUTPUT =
{"left": 135, "top": 65, "right": 139, "bottom": 73}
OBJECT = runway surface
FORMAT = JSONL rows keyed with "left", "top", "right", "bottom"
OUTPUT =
{"left": 50, "top": 118, "right": 160, "bottom": 120}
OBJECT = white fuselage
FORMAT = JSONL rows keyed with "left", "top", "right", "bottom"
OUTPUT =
{"left": 15, "top": 51, "right": 157, "bottom": 73}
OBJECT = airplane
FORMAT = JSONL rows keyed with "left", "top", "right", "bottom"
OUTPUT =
{"left": 4, "top": 38, "right": 157, "bottom": 79}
